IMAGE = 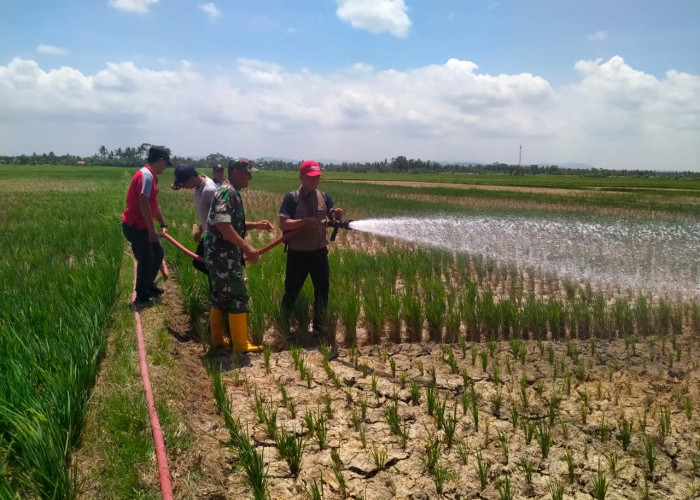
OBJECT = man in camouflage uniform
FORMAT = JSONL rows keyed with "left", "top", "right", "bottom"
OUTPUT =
{"left": 203, "top": 158, "right": 272, "bottom": 354}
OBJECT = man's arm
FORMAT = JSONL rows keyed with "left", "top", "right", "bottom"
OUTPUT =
{"left": 216, "top": 222, "right": 259, "bottom": 264}
{"left": 278, "top": 216, "right": 323, "bottom": 231}
{"left": 246, "top": 220, "right": 273, "bottom": 231}
{"left": 139, "top": 195, "right": 159, "bottom": 242}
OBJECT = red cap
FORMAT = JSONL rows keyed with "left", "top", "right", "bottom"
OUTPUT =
{"left": 300, "top": 160, "right": 322, "bottom": 177}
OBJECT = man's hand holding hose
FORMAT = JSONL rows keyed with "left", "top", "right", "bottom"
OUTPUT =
{"left": 215, "top": 222, "right": 260, "bottom": 264}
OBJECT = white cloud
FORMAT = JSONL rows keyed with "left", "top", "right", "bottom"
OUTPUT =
{"left": 108, "top": 0, "right": 158, "bottom": 14}
{"left": 197, "top": 3, "right": 222, "bottom": 20}
{"left": 588, "top": 30, "right": 608, "bottom": 42}
{"left": 36, "top": 44, "right": 69, "bottom": 56}
{"left": 336, "top": 0, "right": 411, "bottom": 37}
{"left": 0, "top": 56, "right": 698, "bottom": 170}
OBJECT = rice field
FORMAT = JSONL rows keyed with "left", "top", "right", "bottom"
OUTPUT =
{"left": 1, "top": 165, "right": 699, "bottom": 499}
{"left": 161, "top": 170, "right": 700, "bottom": 499}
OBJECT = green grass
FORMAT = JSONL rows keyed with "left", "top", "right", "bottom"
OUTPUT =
{"left": 0, "top": 166, "right": 124, "bottom": 498}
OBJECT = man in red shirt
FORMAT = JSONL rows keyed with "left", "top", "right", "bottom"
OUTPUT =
{"left": 121, "top": 145, "right": 172, "bottom": 305}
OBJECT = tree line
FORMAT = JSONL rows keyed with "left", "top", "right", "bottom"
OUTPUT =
{"left": 1, "top": 146, "right": 698, "bottom": 179}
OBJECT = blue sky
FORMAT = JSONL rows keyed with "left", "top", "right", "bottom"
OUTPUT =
{"left": 1, "top": 0, "right": 699, "bottom": 170}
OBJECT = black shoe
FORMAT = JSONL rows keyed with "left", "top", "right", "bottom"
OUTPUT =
{"left": 132, "top": 295, "right": 154, "bottom": 309}
{"left": 150, "top": 285, "right": 165, "bottom": 296}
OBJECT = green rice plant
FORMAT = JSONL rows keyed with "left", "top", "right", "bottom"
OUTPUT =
{"left": 519, "top": 375, "right": 530, "bottom": 411}
{"left": 332, "top": 463, "right": 347, "bottom": 499}
{"left": 522, "top": 420, "right": 537, "bottom": 444}
{"left": 434, "top": 398, "right": 447, "bottom": 430}
{"left": 510, "top": 405, "right": 519, "bottom": 430}
{"left": 547, "top": 393, "right": 562, "bottom": 425}
{"left": 475, "top": 451, "right": 490, "bottom": 490}
{"left": 683, "top": 395, "right": 693, "bottom": 420}
{"left": 480, "top": 351, "right": 489, "bottom": 371}
{"left": 349, "top": 344, "right": 358, "bottom": 368}
{"left": 442, "top": 405, "right": 458, "bottom": 448}
{"left": 237, "top": 430, "right": 269, "bottom": 500}
{"left": 371, "top": 375, "right": 378, "bottom": 396}
{"left": 644, "top": 435, "right": 656, "bottom": 480}
{"left": 384, "top": 291, "right": 402, "bottom": 343}
{"left": 264, "top": 401, "right": 278, "bottom": 440}
{"left": 340, "top": 294, "right": 360, "bottom": 347}
{"left": 607, "top": 452, "right": 619, "bottom": 477}
{"left": 537, "top": 421, "right": 553, "bottom": 459}
{"left": 456, "top": 440, "right": 470, "bottom": 465}
{"left": 492, "top": 359, "right": 501, "bottom": 384}
{"left": 402, "top": 290, "right": 424, "bottom": 342}
{"left": 315, "top": 410, "right": 328, "bottom": 450}
{"left": 459, "top": 335, "right": 468, "bottom": 358}
{"left": 592, "top": 463, "right": 608, "bottom": 500}
{"left": 490, "top": 390, "right": 503, "bottom": 418}
{"left": 358, "top": 393, "right": 369, "bottom": 421}
{"left": 306, "top": 476, "right": 324, "bottom": 500}
{"left": 549, "top": 477, "right": 565, "bottom": 500}
{"left": 443, "top": 346, "right": 459, "bottom": 374}
{"left": 470, "top": 391, "right": 480, "bottom": 431}
{"left": 330, "top": 447, "right": 342, "bottom": 470}
{"left": 384, "top": 399, "right": 407, "bottom": 445}
{"left": 422, "top": 433, "right": 442, "bottom": 473}
{"left": 495, "top": 474, "right": 514, "bottom": 500}
{"left": 426, "top": 385, "right": 437, "bottom": 416}
{"left": 431, "top": 462, "right": 457, "bottom": 496}
{"left": 471, "top": 345, "right": 478, "bottom": 366}
{"left": 417, "top": 359, "right": 424, "bottom": 376}
{"left": 290, "top": 343, "right": 302, "bottom": 369}
{"left": 253, "top": 389, "right": 266, "bottom": 424}
{"left": 520, "top": 456, "right": 535, "bottom": 489}
{"left": 429, "top": 365, "right": 437, "bottom": 385}
{"left": 445, "top": 307, "right": 462, "bottom": 343}
{"left": 320, "top": 393, "right": 333, "bottom": 419}
{"left": 410, "top": 380, "right": 421, "bottom": 406}
{"left": 362, "top": 282, "right": 384, "bottom": 345}
{"left": 263, "top": 344, "right": 272, "bottom": 373}
{"left": 371, "top": 445, "right": 387, "bottom": 470}
{"left": 635, "top": 296, "right": 651, "bottom": 336}
{"left": 618, "top": 416, "right": 633, "bottom": 451}
{"left": 424, "top": 278, "right": 446, "bottom": 342}
{"left": 565, "top": 448, "right": 575, "bottom": 483}
{"left": 548, "top": 299, "right": 567, "bottom": 339}
{"left": 556, "top": 419, "right": 567, "bottom": 439}
{"left": 390, "top": 357, "right": 396, "bottom": 377}
{"left": 275, "top": 426, "right": 305, "bottom": 478}
{"left": 496, "top": 430, "right": 509, "bottom": 465}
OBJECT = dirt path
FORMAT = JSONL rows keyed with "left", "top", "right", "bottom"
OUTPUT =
{"left": 75, "top": 259, "right": 244, "bottom": 499}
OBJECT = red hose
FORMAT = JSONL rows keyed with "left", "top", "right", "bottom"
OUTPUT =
{"left": 160, "top": 227, "right": 306, "bottom": 261}
{"left": 161, "top": 232, "right": 203, "bottom": 262}
{"left": 128, "top": 253, "right": 174, "bottom": 500}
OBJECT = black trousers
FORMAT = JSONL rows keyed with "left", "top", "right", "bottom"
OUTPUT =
{"left": 282, "top": 247, "right": 329, "bottom": 330}
{"left": 122, "top": 222, "right": 164, "bottom": 299}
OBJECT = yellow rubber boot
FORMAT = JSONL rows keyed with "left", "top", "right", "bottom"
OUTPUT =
{"left": 209, "top": 308, "right": 230, "bottom": 350}
{"left": 229, "top": 312, "right": 263, "bottom": 353}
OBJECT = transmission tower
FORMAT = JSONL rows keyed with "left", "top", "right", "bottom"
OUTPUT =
{"left": 518, "top": 145, "right": 522, "bottom": 166}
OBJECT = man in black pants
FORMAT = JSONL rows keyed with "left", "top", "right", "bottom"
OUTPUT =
{"left": 121, "top": 145, "right": 172, "bottom": 306}
{"left": 278, "top": 160, "right": 343, "bottom": 352}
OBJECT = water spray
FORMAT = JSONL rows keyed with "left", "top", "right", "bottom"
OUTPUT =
{"left": 348, "top": 215, "right": 700, "bottom": 300}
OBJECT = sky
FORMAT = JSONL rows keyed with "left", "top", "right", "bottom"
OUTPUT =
{"left": 1, "top": 0, "right": 699, "bottom": 171}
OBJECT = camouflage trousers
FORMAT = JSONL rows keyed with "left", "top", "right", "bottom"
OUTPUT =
{"left": 205, "top": 247, "right": 248, "bottom": 314}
